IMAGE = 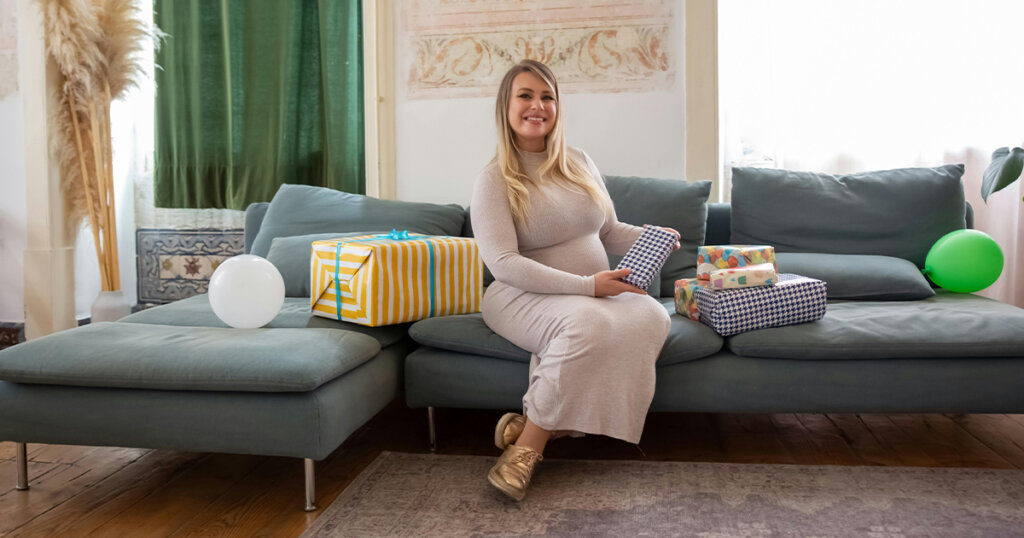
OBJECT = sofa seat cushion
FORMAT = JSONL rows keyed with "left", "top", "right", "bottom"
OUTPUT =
{"left": 0, "top": 323, "right": 381, "bottom": 392}
{"left": 409, "top": 302, "right": 723, "bottom": 366}
{"left": 727, "top": 291, "right": 1024, "bottom": 359}
{"left": 121, "top": 295, "right": 409, "bottom": 348}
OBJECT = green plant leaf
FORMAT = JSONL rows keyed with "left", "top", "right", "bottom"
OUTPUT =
{"left": 981, "top": 146, "right": 1024, "bottom": 202}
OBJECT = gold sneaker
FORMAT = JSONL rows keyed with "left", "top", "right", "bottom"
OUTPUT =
{"left": 494, "top": 412, "right": 526, "bottom": 449}
{"left": 487, "top": 444, "right": 542, "bottom": 501}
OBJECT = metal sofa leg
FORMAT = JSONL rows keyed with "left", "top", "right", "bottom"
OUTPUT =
{"left": 304, "top": 458, "right": 316, "bottom": 512}
{"left": 427, "top": 406, "right": 437, "bottom": 452}
{"left": 16, "top": 442, "right": 29, "bottom": 490}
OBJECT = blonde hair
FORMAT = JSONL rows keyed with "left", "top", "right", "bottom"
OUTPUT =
{"left": 494, "top": 60, "right": 611, "bottom": 223}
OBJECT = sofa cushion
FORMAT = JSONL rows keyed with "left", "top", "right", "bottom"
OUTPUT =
{"left": 731, "top": 165, "right": 966, "bottom": 267}
{"left": 266, "top": 231, "right": 387, "bottom": 297}
{"left": 0, "top": 323, "right": 381, "bottom": 392}
{"left": 775, "top": 253, "right": 935, "bottom": 301}
{"left": 250, "top": 184, "right": 466, "bottom": 258}
{"left": 120, "top": 295, "right": 409, "bottom": 348}
{"left": 410, "top": 314, "right": 529, "bottom": 362}
{"left": 605, "top": 177, "right": 712, "bottom": 295}
{"left": 727, "top": 291, "right": 1024, "bottom": 359}
{"left": 409, "top": 301, "right": 723, "bottom": 366}
{"left": 122, "top": 295, "right": 315, "bottom": 328}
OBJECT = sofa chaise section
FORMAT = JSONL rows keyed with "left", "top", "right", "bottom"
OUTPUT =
{"left": 0, "top": 313, "right": 411, "bottom": 511}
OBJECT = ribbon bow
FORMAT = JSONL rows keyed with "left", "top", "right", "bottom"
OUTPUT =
{"left": 385, "top": 229, "right": 410, "bottom": 240}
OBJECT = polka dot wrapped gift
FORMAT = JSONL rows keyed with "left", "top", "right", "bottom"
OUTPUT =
{"left": 697, "top": 245, "right": 777, "bottom": 280}
{"left": 674, "top": 278, "right": 712, "bottom": 321}
{"left": 709, "top": 263, "right": 779, "bottom": 289}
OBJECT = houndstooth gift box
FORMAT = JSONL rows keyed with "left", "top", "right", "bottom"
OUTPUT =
{"left": 694, "top": 273, "right": 827, "bottom": 336}
{"left": 615, "top": 225, "right": 678, "bottom": 291}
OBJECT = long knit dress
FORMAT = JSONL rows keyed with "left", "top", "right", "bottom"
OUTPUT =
{"left": 471, "top": 147, "right": 672, "bottom": 444}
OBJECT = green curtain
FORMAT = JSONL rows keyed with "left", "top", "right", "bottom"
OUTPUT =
{"left": 154, "top": 0, "right": 364, "bottom": 209}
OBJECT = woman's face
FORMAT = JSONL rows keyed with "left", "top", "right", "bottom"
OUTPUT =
{"left": 507, "top": 71, "right": 557, "bottom": 152}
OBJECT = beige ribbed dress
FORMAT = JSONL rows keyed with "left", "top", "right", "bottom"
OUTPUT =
{"left": 471, "top": 148, "right": 671, "bottom": 444}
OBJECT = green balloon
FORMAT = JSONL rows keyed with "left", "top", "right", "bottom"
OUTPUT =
{"left": 924, "top": 230, "right": 1004, "bottom": 293}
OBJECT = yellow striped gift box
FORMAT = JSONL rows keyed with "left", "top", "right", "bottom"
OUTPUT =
{"left": 310, "top": 232, "right": 483, "bottom": 327}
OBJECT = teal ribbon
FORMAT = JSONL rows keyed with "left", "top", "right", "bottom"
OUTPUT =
{"left": 334, "top": 243, "right": 343, "bottom": 320}
{"left": 426, "top": 240, "right": 436, "bottom": 318}
{"left": 332, "top": 230, "right": 438, "bottom": 320}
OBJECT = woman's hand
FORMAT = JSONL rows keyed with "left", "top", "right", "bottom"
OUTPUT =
{"left": 594, "top": 268, "right": 646, "bottom": 297}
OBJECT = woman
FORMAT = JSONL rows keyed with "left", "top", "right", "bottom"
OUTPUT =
{"left": 471, "top": 59, "right": 676, "bottom": 501}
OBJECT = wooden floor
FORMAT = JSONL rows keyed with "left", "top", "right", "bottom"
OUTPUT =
{"left": 3, "top": 402, "right": 1024, "bottom": 537}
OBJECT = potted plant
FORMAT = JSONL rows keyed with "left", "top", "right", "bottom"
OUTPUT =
{"left": 981, "top": 146, "right": 1024, "bottom": 202}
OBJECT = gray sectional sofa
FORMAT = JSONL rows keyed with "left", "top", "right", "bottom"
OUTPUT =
{"left": 3, "top": 165, "right": 1024, "bottom": 509}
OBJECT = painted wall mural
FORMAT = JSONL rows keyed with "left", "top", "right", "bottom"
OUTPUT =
{"left": 402, "top": 0, "right": 675, "bottom": 99}
{"left": 0, "top": 0, "right": 17, "bottom": 99}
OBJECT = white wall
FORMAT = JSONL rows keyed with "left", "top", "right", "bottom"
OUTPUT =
{"left": 394, "top": 90, "right": 686, "bottom": 207}
{"left": 392, "top": 1, "right": 686, "bottom": 206}
{"left": 1, "top": 0, "right": 151, "bottom": 323}
{"left": 1, "top": 0, "right": 25, "bottom": 323}
{"left": 0, "top": 93, "right": 26, "bottom": 323}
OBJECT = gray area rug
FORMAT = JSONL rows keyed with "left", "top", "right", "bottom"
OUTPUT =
{"left": 302, "top": 451, "right": 1024, "bottom": 537}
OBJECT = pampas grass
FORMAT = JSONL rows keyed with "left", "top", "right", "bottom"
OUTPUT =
{"left": 42, "top": 0, "right": 157, "bottom": 291}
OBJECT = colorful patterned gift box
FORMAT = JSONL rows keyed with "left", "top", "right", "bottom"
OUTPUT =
{"left": 674, "top": 278, "right": 712, "bottom": 320}
{"left": 311, "top": 231, "right": 483, "bottom": 327}
{"left": 709, "top": 263, "right": 778, "bottom": 289}
{"left": 616, "top": 225, "right": 678, "bottom": 291}
{"left": 697, "top": 245, "right": 777, "bottom": 280}
{"left": 694, "top": 273, "right": 827, "bottom": 336}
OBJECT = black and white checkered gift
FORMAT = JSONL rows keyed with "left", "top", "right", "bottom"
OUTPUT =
{"left": 694, "top": 273, "right": 827, "bottom": 336}
{"left": 615, "top": 225, "right": 678, "bottom": 291}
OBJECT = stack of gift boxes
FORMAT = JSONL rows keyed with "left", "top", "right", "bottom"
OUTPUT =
{"left": 675, "top": 245, "right": 827, "bottom": 336}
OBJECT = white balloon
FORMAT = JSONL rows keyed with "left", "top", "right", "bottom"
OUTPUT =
{"left": 208, "top": 255, "right": 285, "bottom": 328}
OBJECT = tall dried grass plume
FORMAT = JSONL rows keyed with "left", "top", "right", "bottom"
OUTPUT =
{"left": 41, "top": 0, "right": 159, "bottom": 292}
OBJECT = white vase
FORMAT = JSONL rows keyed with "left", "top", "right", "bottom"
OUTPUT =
{"left": 91, "top": 290, "right": 132, "bottom": 323}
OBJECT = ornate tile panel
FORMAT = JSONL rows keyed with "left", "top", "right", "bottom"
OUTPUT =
{"left": 136, "top": 228, "right": 244, "bottom": 304}
{"left": 402, "top": 0, "right": 676, "bottom": 99}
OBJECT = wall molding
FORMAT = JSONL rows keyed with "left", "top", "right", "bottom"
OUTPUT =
{"left": 363, "top": 0, "right": 396, "bottom": 200}
{"left": 684, "top": 0, "right": 720, "bottom": 201}
{"left": 19, "top": 0, "right": 76, "bottom": 339}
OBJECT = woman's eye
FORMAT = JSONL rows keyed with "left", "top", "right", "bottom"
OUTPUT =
{"left": 542, "top": 95, "right": 555, "bottom": 101}
{"left": 519, "top": 94, "right": 531, "bottom": 99}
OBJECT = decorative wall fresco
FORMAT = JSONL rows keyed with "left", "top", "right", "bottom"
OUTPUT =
{"left": 402, "top": 0, "right": 675, "bottom": 99}
{"left": 136, "top": 228, "right": 244, "bottom": 304}
{"left": 0, "top": 0, "right": 17, "bottom": 99}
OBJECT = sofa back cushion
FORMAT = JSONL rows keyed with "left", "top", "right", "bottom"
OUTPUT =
{"left": 774, "top": 252, "right": 935, "bottom": 301}
{"left": 604, "top": 176, "right": 712, "bottom": 296}
{"left": 730, "top": 165, "right": 966, "bottom": 267}
{"left": 266, "top": 232, "right": 387, "bottom": 297}
{"left": 250, "top": 184, "right": 466, "bottom": 258}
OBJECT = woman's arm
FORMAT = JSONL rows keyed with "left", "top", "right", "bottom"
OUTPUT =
{"left": 471, "top": 167, "right": 596, "bottom": 296}
{"left": 577, "top": 150, "right": 645, "bottom": 256}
